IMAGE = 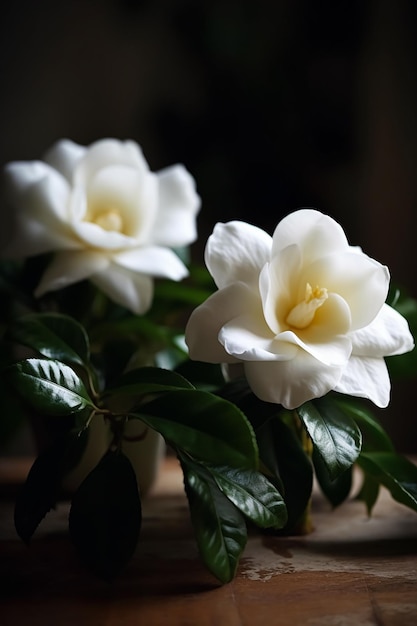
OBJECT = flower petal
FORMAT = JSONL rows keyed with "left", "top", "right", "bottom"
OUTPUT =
{"left": 334, "top": 356, "right": 391, "bottom": 408}
{"left": 73, "top": 139, "right": 150, "bottom": 187}
{"left": 152, "top": 165, "right": 201, "bottom": 247}
{"left": 71, "top": 220, "right": 140, "bottom": 250}
{"left": 205, "top": 221, "right": 272, "bottom": 290}
{"left": 351, "top": 303, "right": 415, "bottom": 357}
{"left": 297, "top": 292, "right": 352, "bottom": 343}
{"left": 113, "top": 247, "right": 189, "bottom": 280}
{"left": 272, "top": 209, "right": 349, "bottom": 264}
{"left": 260, "top": 245, "right": 302, "bottom": 334}
{"left": 43, "top": 139, "right": 86, "bottom": 182}
{"left": 301, "top": 251, "right": 389, "bottom": 330}
{"left": 3, "top": 138, "right": 200, "bottom": 316}
{"left": 35, "top": 251, "right": 110, "bottom": 296}
{"left": 187, "top": 209, "right": 414, "bottom": 410}
{"left": 219, "top": 316, "right": 298, "bottom": 361}
{"left": 185, "top": 283, "right": 256, "bottom": 363}
{"left": 244, "top": 355, "right": 344, "bottom": 409}
{"left": 275, "top": 328, "right": 352, "bottom": 367}
{"left": 82, "top": 163, "right": 159, "bottom": 243}
{"left": 91, "top": 264, "right": 154, "bottom": 314}
{"left": 2, "top": 161, "right": 78, "bottom": 257}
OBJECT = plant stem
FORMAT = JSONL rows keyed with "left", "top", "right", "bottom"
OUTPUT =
{"left": 293, "top": 411, "right": 314, "bottom": 535}
{"left": 297, "top": 424, "right": 314, "bottom": 534}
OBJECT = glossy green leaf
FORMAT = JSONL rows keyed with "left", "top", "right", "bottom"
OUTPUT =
{"left": 90, "top": 314, "right": 172, "bottom": 346}
{"left": 356, "top": 473, "right": 380, "bottom": 516}
{"left": 181, "top": 456, "right": 247, "bottom": 583}
{"left": 153, "top": 277, "right": 214, "bottom": 307}
{"left": 131, "top": 390, "right": 258, "bottom": 469}
{"left": 175, "top": 359, "right": 226, "bottom": 391}
{"left": 357, "top": 452, "right": 417, "bottom": 513}
{"left": 7, "top": 358, "right": 95, "bottom": 415}
{"left": 219, "top": 383, "right": 279, "bottom": 431}
{"left": 207, "top": 465, "right": 287, "bottom": 529}
{"left": 331, "top": 394, "right": 394, "bottom": 453}
{"left": 93, "top": 337, "right": 138, "bottom": 387}
{"left": 69, "top": 450, "right": 141, "bottom": 580}
{"left": 298, "top": 397, "right": 362, "bottom": 480}
{"left": 6, "top": 312, "right": 90, "bottom": 367}
{"left": 14, "top": 428, "right": 89, "bottom": 543}
{"left": 330, "top": 395, "right": 394, "bottom": 513}
{"left": 105, "top": 366, "right": 195, "bottom": 397}
{"left": 312, "top": 446, "right": 352, "bottom": 508}
{"left": 256, "top": 414, "right": 313, "bottom": 532}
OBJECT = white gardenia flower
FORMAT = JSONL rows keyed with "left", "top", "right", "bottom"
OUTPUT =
{"left": 2, "top": 138, "right": 201, "bottom": 314}
{"left": 185, "top": 209, "right": 414, "bottom": 409}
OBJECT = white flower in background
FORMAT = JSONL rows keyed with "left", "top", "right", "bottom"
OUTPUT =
{"left": 2, "top": 138, "right": 201, "bottom": 314}
{"left": 185, "top": 209, "right": 414, "bottom": 409}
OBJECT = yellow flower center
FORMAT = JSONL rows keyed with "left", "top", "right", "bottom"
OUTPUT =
{"left": 286, "top": 283, "right": 328, "bottom": 329}
{"left": 92, "top": 207, "right": 124, "bottom": 232}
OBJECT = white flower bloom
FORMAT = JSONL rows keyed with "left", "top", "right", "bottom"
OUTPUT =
{"left": 2, "top": 139, "right": 201, "bottom": 314}
{"left": 185, "top": 209, "right": 414, "bottom": 409}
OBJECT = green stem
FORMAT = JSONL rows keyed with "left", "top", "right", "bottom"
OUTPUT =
{"left": 293, "top": 411, "right": 314, "bottom": 535}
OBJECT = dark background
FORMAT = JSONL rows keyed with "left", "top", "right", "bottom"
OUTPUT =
{"left": 1, "top": 0, "right": 417, "bottom": 451}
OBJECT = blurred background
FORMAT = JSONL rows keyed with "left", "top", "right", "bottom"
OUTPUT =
{"left": 1, "top": 0, "right": 416, "bottom": 451}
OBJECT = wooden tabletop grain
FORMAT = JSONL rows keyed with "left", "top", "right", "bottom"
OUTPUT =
{"left": 1, "top": 456, "right": 416, "bottom": 626}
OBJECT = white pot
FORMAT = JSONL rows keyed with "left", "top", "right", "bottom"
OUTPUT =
{"left": 62, "top": 416, "right": 165, "bottom": 496}
{"left": 121, "top": 420, "right": 166, "bottom": 495}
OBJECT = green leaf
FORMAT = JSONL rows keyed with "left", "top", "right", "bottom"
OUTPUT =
{"left": 69, "top": 450, "right": 142, "bottom": 580}
{"left": 207, "top": 465, "right": 287, "bottom": 529}
{"left": 153, "top": 277, "right": 214, "bottom": 307}
{"left": 6, "top": 358, "right": 95, "bottom": 416}
{"left": 256, "top": 414, "right": 314, "bottom": 532}
{"left": 180, "top": 455, "right": 247, "bottom": 583}
{"left": 6, "top": 312, "right": 90, "bottom": 368}
{"left": 175, "top": 359, "right": 226, "bottom": 391}
{"left": 219, "top": 383, "right": 279, "bottom": 431}
{"left": 331, "top": 394, "right": 394, "bottom": 453}
{"left": 357, "top": 452, "right": 417, "bottom": 513}
{"left": 356, "top": 474, "right": 380, "bottom": 516}
{"left": 131, "top": 390, "right": 258, "bottom": 469}
{"left": 105, "top": 366, "right": 195, "bottom": 397}
{"left": 90, "top": 314, "right": 172, "bottom": 346}
{"left": 14, "top": 429, "right": 89, "bottom": 543}
{"left": 93, "top": 337, "right": 138, "bottom": 387}
{"left": 312, "top": 446, "right": 352, "bottom": 508}
{"left": 329, "top": 395, "right": 393, "bottom": 512}
{"left": 298, "top": 396, "right": 362, "bottom": 480}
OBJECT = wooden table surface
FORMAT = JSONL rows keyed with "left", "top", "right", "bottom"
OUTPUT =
{"left": 1, "top": 456, "right": 416, "bottom": 626}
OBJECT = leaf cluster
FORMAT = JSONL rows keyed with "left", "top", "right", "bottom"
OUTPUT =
{"left": 3, "top": 312, "right": 286, "bottom": 583}
{"left": 217, "top": 380, "right": 417, "bottom": 533}
{"left": 2, "top": 280, "right": 417, "bottom": 584}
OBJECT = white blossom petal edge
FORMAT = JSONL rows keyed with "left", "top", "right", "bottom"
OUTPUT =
{"left": 2, "top": 138, "right": 201, "bottom": 314}
{"left": 185, "top": 209, "right": 414, "bottom": 409}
